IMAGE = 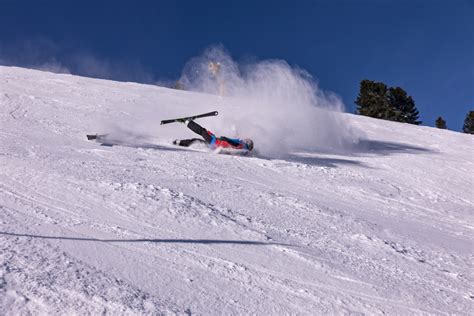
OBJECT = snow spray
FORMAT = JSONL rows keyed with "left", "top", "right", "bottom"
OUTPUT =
{"left": 179, "top": 45, "right": 360, "bottom": 157}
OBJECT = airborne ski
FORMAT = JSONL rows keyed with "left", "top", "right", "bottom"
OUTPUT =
{"left": 160, "top": 111, "right": 218, "bottom": 125}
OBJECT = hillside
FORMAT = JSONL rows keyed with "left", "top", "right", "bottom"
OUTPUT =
{"left": 1, "top": 66, "right": 473, "bottom": 315}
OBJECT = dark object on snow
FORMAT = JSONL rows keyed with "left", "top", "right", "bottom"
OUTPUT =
{"left": 87, "top": 134, "right": 101, "bottom": 140}
{"left": 435, "top": 117, "right": 447, "bottom": 129}
{"left": 87, "top": 134, "right": 110, "bottom": 141}
{"left": 86, "top": 134, "right": 113, "bottom": 146}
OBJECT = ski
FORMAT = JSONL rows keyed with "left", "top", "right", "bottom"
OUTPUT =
{"left": 86, "top": 134, "right": 108, "bottom": 141}
{"left": 160, "top": 111, "right": 218, "bottom": 125}
{"left": 86, "top": 134, "right": 115, "bottom": 146}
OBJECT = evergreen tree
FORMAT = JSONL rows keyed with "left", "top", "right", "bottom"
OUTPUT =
{"left": 355, "top": 80, "right": 421, "bottom": 125}
{"left": 388, "top": 87, "right": 421, "bottom": 125}
{"left": 355, "top": 80, "right": 390, "bottom": 119}
{"left": 435, "top": 116, "right": 447, "bottom": 129}
{"left": 462, "top": 111, "right": 474, "bottom": 134}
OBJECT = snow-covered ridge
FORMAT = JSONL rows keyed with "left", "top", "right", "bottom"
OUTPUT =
{"left": 1, "top": 66, "right": 473, "bottom": 315}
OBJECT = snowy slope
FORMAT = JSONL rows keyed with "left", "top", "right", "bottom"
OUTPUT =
{"left": 1, "top": 66, "right": 473, "bottom": 315}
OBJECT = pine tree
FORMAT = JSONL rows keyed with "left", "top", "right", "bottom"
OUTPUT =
{"left": 387, "top": 87, "right": 407, "bottom": 122}
{"left": 404, "top": 97, "right": 421, "bottom": 125}
{"left": 435, "top": 116, "right": 447, "bottom": 129}
{"left": 355, "top": 80, "right": 421, "bottom": 125}
{"left": 355, "top": 80, "right": 390, "bottom": 119}
{"left": 388, "top": 87, "right": 421, "bottom": 125}
{"left": 462, "top": 111, "right": 474, "bottom": 134}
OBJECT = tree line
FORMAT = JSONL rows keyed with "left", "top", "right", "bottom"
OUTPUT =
{"left": 172, "top": 72, "right": 473, "bottom": 133}
{"left": 355, "top": 79, "right": 473, "bottom": 134}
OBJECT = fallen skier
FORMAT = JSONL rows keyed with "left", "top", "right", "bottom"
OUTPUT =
{"left": 173, "top": 120, "right": 254, "bottom": 153}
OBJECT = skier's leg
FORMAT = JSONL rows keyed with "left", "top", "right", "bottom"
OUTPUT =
{"left": 186, "top": 121, "right": 213, "bottom": 143}
{"left": 174, "top": 138, "right": 206, "bottom": 147}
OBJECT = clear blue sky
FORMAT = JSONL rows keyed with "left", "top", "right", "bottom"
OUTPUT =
{"left": 1, "top": 0, "right": 472, "bottom": 130}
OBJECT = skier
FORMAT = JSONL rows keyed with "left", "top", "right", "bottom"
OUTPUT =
{"left": 209, "top": 61, "right": 225, "bottom": 96}
{"left": 173, "top": 119, "right": 254, "bottom": 152}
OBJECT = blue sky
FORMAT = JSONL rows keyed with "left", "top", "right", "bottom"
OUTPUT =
{"left": 1, "top": 0, "right": 472, "bottom": 130}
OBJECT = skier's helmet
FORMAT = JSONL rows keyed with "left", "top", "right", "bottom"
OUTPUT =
{"left": 243, "top": 139, "right": 254, "bottom": 151}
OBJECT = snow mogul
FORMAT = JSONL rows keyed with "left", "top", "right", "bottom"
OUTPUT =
{"left": 173, "top": 119, "right": 254, "bottom": 153}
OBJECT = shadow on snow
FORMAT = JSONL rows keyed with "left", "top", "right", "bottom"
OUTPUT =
{"left": 1, "top": 231, "right": 287, "bottom": 246}
{"left": 283, "top": 154, "right": 370, "bottom": 168}
{"left": 353, "top": 139, "right": 433, "bottom": 156}
{"left": 96, "top": 140, "right": 184, "bottom": 152}
{"left": 89, "top": 135, "right": 434, "bottom": 169}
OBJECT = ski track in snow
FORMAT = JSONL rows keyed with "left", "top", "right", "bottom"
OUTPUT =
{"left": 1, "top": 66, "right": 473, "bottom": 315}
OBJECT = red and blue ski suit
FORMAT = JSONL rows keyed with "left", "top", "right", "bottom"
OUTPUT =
{"left": 176, "top": 120, "right": 247, "bottom": 150}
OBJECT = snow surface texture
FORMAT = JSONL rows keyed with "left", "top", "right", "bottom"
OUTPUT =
{"left": 1, "top": 65, "right": 473, "bottom": 315}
